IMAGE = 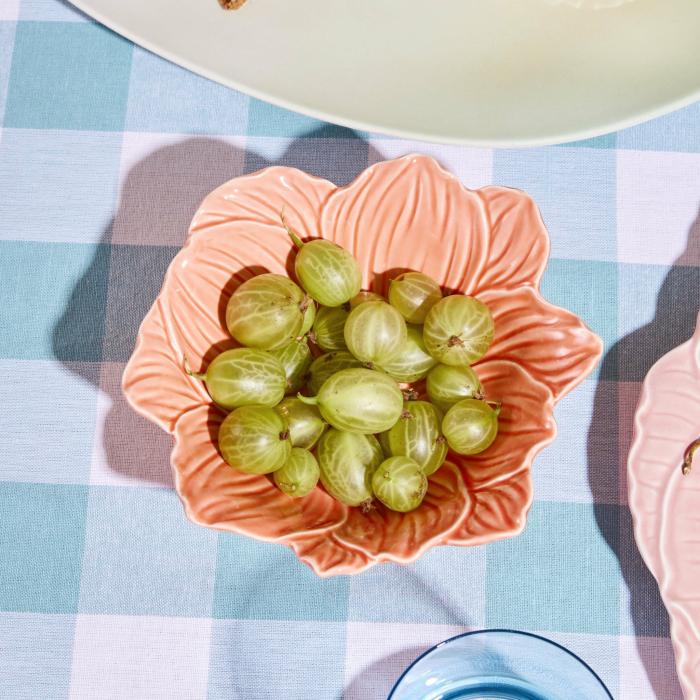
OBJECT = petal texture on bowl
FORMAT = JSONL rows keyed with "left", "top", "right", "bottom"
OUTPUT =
{"left": 447, "top": 359, "right": 556, "bottom": 544}
{"left": 471, "top": 186, "right": 550, "bottom": 294}
{"left": 319, "top": 155, "right": 489, "bottom": 294}
{"left": 290, "top": 532, "right": 373, "bottom": 578}
{"left": 628, "top": 312, "right": 700, "bottom": 699}
{"left": 333, "top": 462, "right": 471, "bottom": 563}
{"left": 123, "top": 155, "right": 602, "bottom": 576}
{"left": 451, "top": 470, "right": 534, "bottom": 546}
{"left": 479, "top": 287, "right": 604, "bottom": 401}
{"left": 189, "top": 165, "right": 335, "bottom": 240}
{"left": 172, "top": 405, "right": 347, "bottom": 540}
{"left": 123, "top": 166, "right": 334, "bottom": 429}
{"left": 122, "top": 300, "right": 207, "bottom": 432}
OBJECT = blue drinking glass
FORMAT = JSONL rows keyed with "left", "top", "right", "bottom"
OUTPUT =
{"left": 388, "top": 629, "right": 613, "bottom": 700}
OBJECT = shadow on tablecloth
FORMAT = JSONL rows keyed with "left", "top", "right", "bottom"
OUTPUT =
{"left": 588, "top": 208, "right": 700, "bottom": 700}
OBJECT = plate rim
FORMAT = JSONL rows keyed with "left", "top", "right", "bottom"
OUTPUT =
{"left": 68, "top": 0, "right": 700, "bottom": 147}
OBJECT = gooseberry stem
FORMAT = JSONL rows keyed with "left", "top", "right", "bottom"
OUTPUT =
{"left": 297, "top": 393, "right": 319, "bottom": 406}
{"left": 682, "top": 438, "right": 700, "bottom": 476}
{"left": 360, "top": 499, "right": 374, "bottom": 514}
{"left": 280, "top": 209, "right": 304, "bottom": 249}
{"left": 447, "top": 335, "right": 464, "bottom": 347}
{"left": 183, "top": 356, "right": 206, "bottom": 381}
{"left": 486, "top": 400, "right": 502, "bottom": 415}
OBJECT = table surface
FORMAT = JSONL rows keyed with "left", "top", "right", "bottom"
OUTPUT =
{"left": 1, "top": 1, "right": 699, "bottom": 698}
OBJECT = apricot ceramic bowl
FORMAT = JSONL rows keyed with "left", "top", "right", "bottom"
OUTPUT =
{"left": 122, "top": 155, "right": 602, "bottom": 576}
{"left": 628, "top": 311, "right": 700, "bottom": 698}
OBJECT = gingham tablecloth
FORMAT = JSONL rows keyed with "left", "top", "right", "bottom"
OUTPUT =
{"left": 1, "top": 1, "right": 699, "bottom": 698}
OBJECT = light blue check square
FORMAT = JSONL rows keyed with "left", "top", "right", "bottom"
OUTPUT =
{"left": 125, "top": 47, "right": 249, "bottom": 134}
{"left": 617, "top": 102, "right": 700, "bottom": 153}
{"left": 616, "top": 263, "right": 668, "bottom": 341}
{"left": 493, "top": 147, "right": 617, "bottom": 262}
{"left": 0, "top": 240, "right": 109, "bottom": 361}
{"left": 78, "top": 486, "right": 218, "bottom": 616}
{"left": 19, "top": 0, "right": 88, "bottom": 21}
{"left": 532, "top": 378, "right": 617, "bottom": 505}
{"left": 559, "top": 379, "right": 619, "bottom": 510}
{"left": 208, "top": 619, "right": 346, "bottom": 700}
{"left": 485, "top": 501, "right": 621, "bottom": 635}
{"left": 348, "top": 545, "right": 486, "bottom": 625}
{"left": 559, "top": 132, "right": 616, "bottom": 150}
{"left": 0, "top": 22, "right": 15, "bottom": 124}
{"left": 0, "top": 482, "right": 88, "bottom": 613}
{"left": 212, "top": 534, "right": 349, "bottom": 621}
{"left": 4, "top": 22, "right": 132, "bottom": 130}
{"left": 0, "top": 359, "right": 98, "bottom": 484}
{"left": 0, "top": 129, "right": 122, "bottom": 244}
{"left": 247, "top": 96, "right": 371, "bottom": 140}
{"left": 0, "top": 612, "right": 76, "bottom": 699}
{"left": 540, "top": 258, "right": 618, "bottom": 379}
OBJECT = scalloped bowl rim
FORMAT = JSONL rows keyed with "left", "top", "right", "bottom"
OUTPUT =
{"left": 122, "top": 154, "right": 603, "bottom": 575}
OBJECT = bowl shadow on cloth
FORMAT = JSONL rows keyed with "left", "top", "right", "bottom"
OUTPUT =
{"left": 51, "top": 127, "right": 382, "bottom": 487}
{"left": 587, "top": 208, "right": 700, "bottom": 700}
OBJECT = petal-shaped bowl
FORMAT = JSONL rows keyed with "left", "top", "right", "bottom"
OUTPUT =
{"left": 122, "top": 155, "right": 602, "bottom": 576}
{"left": 628, "top": 311, "right": 700, "bottom": 698}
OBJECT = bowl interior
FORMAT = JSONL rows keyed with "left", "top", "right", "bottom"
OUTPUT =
{"left": 122, "top": 157, "right": 602, "bottom": 575}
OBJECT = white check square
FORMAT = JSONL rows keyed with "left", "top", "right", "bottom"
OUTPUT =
{"left": 617, "top": 150, "right": 700, "bottom": 267}
{"left": 70, "top": 614, "right": 212, "bottom": 700}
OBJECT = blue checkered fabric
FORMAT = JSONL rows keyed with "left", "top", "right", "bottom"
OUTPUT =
{"left": 1, "top": 1, "right": 698, "bottom": 697}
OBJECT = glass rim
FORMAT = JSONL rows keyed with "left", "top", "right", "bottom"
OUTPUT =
{"left": 386, "top": 627, "right": 614, "bottom": 700}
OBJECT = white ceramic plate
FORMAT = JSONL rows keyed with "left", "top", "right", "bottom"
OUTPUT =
{"left": 70, "top": 0, "right": 700, "bottom": 146}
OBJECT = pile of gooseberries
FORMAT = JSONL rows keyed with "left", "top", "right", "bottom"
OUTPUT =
{"left": 187, "top": 217, "right": 500, "bottom": 512}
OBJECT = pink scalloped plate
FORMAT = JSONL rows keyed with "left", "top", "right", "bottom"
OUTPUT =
{"left": 628, "top": 312, "right": 700, "bottom": 698}
{"left": 122, "top": 155, "right": 602, "bottom": 576}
